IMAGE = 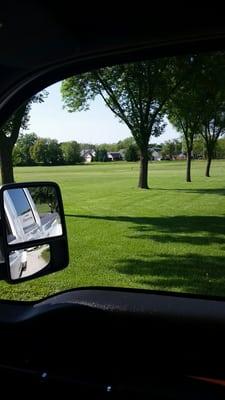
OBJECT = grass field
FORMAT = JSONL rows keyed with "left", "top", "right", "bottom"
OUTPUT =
{"left": 1, "top": 160, "right": 225, "bottom": 300}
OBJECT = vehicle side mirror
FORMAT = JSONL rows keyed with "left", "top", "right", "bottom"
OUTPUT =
{"left": 0, "top": 181, "right": 69, "bottom": 282}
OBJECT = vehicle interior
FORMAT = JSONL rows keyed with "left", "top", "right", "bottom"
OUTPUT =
{"left": 1, "top": 2, "right": 225, "bottom": 398}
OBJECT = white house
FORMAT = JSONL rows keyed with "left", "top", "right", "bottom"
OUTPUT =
{"left": 84, "top": 154, "right": 92, "bottom": 163}
{"left": 151, "top": 151, "right": 161, "bottom": 161}
{"left": 81, "top": 149, "right": 96, "bottom": 163}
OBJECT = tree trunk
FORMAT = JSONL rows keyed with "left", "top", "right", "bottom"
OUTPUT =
{"left": 186, "top": 149, "right": 192, "bottom": 182}
{"left": 204, "top": 141, "right": 215, "bottom": 178}
{"left": 205, "top": 157, "right": 212, "bottom": 177}
{"left": 0, "top": 142, "right": 14, "bottom": 183}
{"left": 138, "top": 149, "right": 149, "bottom": 189}
{"left": 0, "top": 103, "right": 28, "bottom": 184}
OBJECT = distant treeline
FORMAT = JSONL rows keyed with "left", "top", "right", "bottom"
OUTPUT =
{"left": 13, "top": 134, "right": 136, "bottom": 166}
{"left": 13, "top": 133, "right": 225, "bottom": 166}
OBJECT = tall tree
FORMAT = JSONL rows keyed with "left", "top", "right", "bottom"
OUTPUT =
{"left": 198, "top": 54, "right": 225, "bottom": 177}
{"left": 201, "top": 113, "right": 225, "bottom": 177}
{"left": 168, "top": 53, "right": 225, "bottom": 180}
{"left": 0, "top": 91, "right": 47, "bottom": 183}
{"left": 167, "top": 57, "right": 203, "bottom": 182}
{"left": 167, "top": 109, "right": 201, "bottom": 182}
{"left": 0, "top": 103, "right": 27, "bottom": 183}
{"left": 61, "top": 60, "right": 181, "bottom": 189}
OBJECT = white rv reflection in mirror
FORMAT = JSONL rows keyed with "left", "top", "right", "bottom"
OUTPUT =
{"left": 4, "top": 186, "right": 62, "bottom": 245}
{"left": 9, "top": 244, "right": 50, "bottom": 280}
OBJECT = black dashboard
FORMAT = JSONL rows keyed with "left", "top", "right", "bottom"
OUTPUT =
{"left": 0, "top": 288, "right": 225, "bottom": 398}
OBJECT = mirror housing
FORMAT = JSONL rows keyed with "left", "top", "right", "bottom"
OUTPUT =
{"left": 0, "top": 181, "right": 69, "bottom": 283}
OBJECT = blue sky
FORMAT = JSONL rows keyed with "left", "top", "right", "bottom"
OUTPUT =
{"left": 27, "top": 82, "right": 180, "bottom": 145}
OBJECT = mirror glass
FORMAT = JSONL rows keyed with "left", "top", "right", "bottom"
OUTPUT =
{"left": 9, "top": 244, "right": 50, "bottom": 280}
{"left": 4, "top": 185, "right": 63, "bottom": 245}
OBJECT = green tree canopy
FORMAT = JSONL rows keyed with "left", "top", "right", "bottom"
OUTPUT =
{"left": 198, "top": 53, "right": 225, "bottom": 176}
{"left": 167, "top": 56, "right": 206, "bottom": 181}
{"left": 0, "top": 91, "right": 48, "bottom": 183}
{"left": 116, "top": 136, "right": 135, "bottom": 151}
{"left": 13, "top": 132, "right": 38, "bottom": 166}
{"left": 94, "top": 148, "right": 108, "bottom": 162}
{"left": 161, "top": 139, "right": 182, "bottom": 160}
{"left": 31, "top": 138, "right": 63, "bottom": 165}
{"left": 168, "top": 53, "right": 225, "bottom": 180}
{"left": 61, "top": 141, "right": 82, "bottom": 164}
{"left": 215, "top": 137, "right": 225, "bottom": 158}
{"left": 125, "top": 144, "right": 139, "bottom": 161}
{"left": 61, "top": 59, "right": 181, "bottom": 189}
{"left": 97, "top": 143, "right": 118, "bottom": 152}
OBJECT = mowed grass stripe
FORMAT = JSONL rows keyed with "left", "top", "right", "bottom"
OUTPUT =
{"left": 0, "top": 160, "right": 224, "bottom": 300}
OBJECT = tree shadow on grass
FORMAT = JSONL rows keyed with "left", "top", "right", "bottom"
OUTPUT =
{"left": 66, "top": 214, "right": 225, "bottom": 246}
{"left": 115, "top": 254, "right": 225, "bottom": 296}
{"left": 154, "top": 188, "right": 225, "bottom": 196}
{"left": 65, "top": 213, "right": 225, "bottom": 295}
{"left": 127, "top": 215, "right": 225, "bottom": 245}
{"left": 65, "top": 214, "right": 225, "bottom": 232}
{"left": 129, "top": 233, "right": 225, "bottom": 246}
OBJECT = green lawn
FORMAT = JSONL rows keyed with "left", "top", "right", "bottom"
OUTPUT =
{"left": 1, "top": 160, "right": 225, "bottom": 300}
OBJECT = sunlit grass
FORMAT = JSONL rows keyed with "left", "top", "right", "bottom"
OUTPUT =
{"left": 0, "top": 159, "right": 225, "bottom": 300}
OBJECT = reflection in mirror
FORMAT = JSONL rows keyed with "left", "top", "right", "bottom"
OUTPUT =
{"left": 4, "top": 185, "right": 63, "bottom": 245}
{"left": 9, "top": 244, "right": 50, "bottom": 280}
